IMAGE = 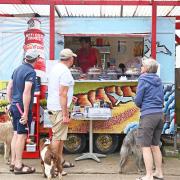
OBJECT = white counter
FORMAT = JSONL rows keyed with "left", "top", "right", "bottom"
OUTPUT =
{"left": 74, "top": 80, "right": 138, "bottom": 83}
{"left": 42, "top": 79, "right": 138, "bottom": 85}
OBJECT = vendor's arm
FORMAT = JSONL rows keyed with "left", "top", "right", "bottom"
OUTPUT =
{"left": 134, "top": 79, "right": 145, "bottom": 108}
{"left": 95, "top": 49, "right": 102, "bottom": 68}
{"left": 7, "top": 80, "right": 13, "bottom": 103}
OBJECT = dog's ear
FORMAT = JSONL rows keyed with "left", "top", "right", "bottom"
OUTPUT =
{"left": 51, "top": 152, "right": 59, "bottom": 162}
{"left": 42, "top": 138, "right": 47, "bottom": 143}
{"left": 39, "top": 138, "right": 46, "bottom": 148}
{"left": 50, "top": 152, "right": 60, "bottom": 165}
{"left": 50, "top": 152, "right": 55, "bottom": 160}
{"left": 44, "top": 152, "right": 52, "bottom": 165}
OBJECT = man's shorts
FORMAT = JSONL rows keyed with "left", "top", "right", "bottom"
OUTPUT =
{"left": 10, "top": 104, "right": 32, "bottom": 134}
{"left": 48, "top": 110, "right": 68, "bottom": 141}
{"left": 136, "top": 113, "right": 164, "bottom": 147}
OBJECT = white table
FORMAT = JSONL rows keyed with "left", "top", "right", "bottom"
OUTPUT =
{"left": 0, "top": 90, "right": 6, "bottom": 100}
{"left": 71, "top": 116, "right": 110, "bottom": 163}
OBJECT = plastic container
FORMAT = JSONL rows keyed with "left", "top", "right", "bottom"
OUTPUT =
{"left": 30, "top": 121, "right": 35, "bottom": 135}
{"left": 26, "top": 143, "right": 36, "bottom": 152}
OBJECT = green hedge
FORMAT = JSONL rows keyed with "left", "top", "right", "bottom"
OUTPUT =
{"left": 0, "top": 99, "right": 9, "bottom": 108}
{"left": 40, "top": 99, "right": 47, "bottom": 109}
{"left": 0, "top": 100, "right": 9, "bottom": 113}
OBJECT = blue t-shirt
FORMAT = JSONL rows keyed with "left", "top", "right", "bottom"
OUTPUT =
{"left": 11, "top": 62, "right": 36, "bottom": 110}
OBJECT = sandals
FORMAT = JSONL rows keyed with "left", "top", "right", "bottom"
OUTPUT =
{"left": 14, "top": 164, "right": 35, "bottom": 174}
{"left": 9, "top": 163, "right": 24, "bottom": 172}
{"left": 9, "top": 164, "right": 14, "bottom": 172}
{"left": 153, "top": 176, "right": 164, "bottom": 180}
{"left": 62, "top": 160, "right": 75, "bottom": 168}
{"left": 62, "top": 170, "right": 67, "bottom": 176}
{"left": 54, "top": 168, "right": 67, "bottom": 177}
{"left": 136, "top": 177, "right": 143, "bottom": 180}
{"left": 136, "top": 177, "right": 154, "bottom": 180}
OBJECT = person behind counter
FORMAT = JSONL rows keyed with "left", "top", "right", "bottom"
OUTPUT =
{"left": 118, "top": 63, "right": 126, "bottom": 74}
{"left": 76, "top": 37, "right": 102, "bottom": 73}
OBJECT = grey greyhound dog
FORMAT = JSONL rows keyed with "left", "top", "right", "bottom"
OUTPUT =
{"left": 119, "top": 128, "right": 164, "bottom": 174}
{"left": 119, "top": 128, "right": 144, "bottom": 173}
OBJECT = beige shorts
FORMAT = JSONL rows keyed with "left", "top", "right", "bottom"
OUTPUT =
{"left": 48, "top": 110, "right": 68, "bottom": 141}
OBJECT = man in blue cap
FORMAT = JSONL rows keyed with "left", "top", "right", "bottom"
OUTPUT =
{"left": 7, "top": 50, "right": 40, "bottom": 174}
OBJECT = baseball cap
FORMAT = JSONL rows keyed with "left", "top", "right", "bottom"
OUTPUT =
{"left": 60, "top": 48, "right": 77, "bottom": 60}
{"left": 25, "top": 50, "right": 40, "bottom": 61}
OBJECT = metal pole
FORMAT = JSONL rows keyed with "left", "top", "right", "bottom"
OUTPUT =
{"left": 174, "top": 113, "right": 177, "bottom": 151}
{"left": 50, "top": 3, "right": 55, "bottom": 60}
{"left": 151, "top": 1, "right": 157, "bottom": 59}
{"left": 89, "top": 120, "right": 93, "bottom": 153}
{"left": 174, "top": 126, "right": 177, "bottom": 151}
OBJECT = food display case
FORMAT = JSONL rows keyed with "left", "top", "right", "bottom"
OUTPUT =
{"left": 70, "top": 65, "right": 83, "bottom": 80}
{"left": 69, "top": 80, "right": 139, "bottom": 134}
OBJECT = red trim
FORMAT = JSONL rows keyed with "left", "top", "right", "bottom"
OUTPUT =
{"left": 154, "top": 1, "right": 180, "bottom": 6}
{"left": 50, "top": 4, "right": 55, "bottom": 60}
{"left": 176, "top": 22, "right": 180, "bottom": 30}
{"left": 0, "top": 0, "right": 179, "bottom": 6}
{"left": 59, "top": 33, "right": 149, "bottom": 37}
{"left": 175, "top": 34, "right": 180, "bottom": 44}
{"left": 151, "top": 2, "right": 157, "bottom": 60}
{"left": 55, "top": 0, "right": 151, "bottom": 5}
{"left": 0, "top": 14, "right": 14, "bottom": 17}
{"left": 0, "top": 0, "right": 22, "bottom": 4}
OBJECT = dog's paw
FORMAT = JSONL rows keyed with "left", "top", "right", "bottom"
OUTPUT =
{"left": 118, "top": 168, "right": 123, "bottom": 174}
{"left": 5, "top": 160, "right": 10, "bottom": 165}
{"left": 138, "top": 168, "right": 145, "bottom": 174}
{"left": 58, "top": 173, "right": 63, "bottom": 180}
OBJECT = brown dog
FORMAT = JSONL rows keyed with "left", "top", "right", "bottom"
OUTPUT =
{"left": 0, "top": 112, "right": 13, "bottom": 164}
{"left": 40, "top": 139, "right": 62, "bottom": 180}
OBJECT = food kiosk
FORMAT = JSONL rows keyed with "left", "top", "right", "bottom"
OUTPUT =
{"left": 51, "top": 17, "right": 175, "bottom": 154}
{"left": 0, "top": 15, "right": 176, "bottom": 154}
